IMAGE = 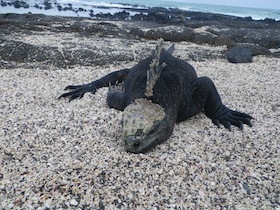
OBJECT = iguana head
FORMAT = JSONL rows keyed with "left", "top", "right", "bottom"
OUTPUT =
{"left": 122, "top": 99, "right": 166, "bottom": 153}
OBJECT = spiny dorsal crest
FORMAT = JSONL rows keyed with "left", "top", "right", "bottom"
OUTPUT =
{"left": 145, "top": 39, "right": 167, "bottom": 97}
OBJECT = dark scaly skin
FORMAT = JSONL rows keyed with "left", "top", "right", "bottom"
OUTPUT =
{"left": 59, "top": 45, "right": 253, "bottom": 153}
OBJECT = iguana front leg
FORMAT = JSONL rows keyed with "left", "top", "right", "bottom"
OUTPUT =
{"left": 107, "top": 82, "right": 126, "bottom": 111}
{"left": 59, "top": 69, "right": 130, "bottom": 101}
{"left": 191, "top": 77, "right": 253, "bottom": 131}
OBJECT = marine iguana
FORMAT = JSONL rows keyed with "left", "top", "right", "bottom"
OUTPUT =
{"left": 59, "top": 39, "right": 253, "bottom": 153}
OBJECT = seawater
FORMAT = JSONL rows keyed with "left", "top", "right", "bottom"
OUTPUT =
{"left": 84, "top": 0, "right": 280, "bottom": 20}
{"left": 1, "top": 0, "right": 280, "bottom": 20}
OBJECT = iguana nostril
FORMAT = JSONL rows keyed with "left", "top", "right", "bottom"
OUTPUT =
{"left": 126, "top": 136, "right": 140, "bottom": 146}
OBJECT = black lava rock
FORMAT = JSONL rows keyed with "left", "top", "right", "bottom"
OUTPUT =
{"left": 227, "top": 46, "right": 253, "bottom": 63}
{"left": 228, "top": 43, "right": 271, "bottom": 56}
{"left": 44, "top": 1, "right": 52, "bottom": 10}
{"left": 14, "top": 0, "right": 29, "bottom": 9}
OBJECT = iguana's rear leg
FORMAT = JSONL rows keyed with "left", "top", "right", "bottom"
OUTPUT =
{"left": 191, "top": 77, "right": 253, "bottom": 130}
{"left": 59, "top": 69, "right": 130, "bottom": 101}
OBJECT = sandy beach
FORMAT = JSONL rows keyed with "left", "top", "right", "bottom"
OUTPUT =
{"left": 0, "top": 14, "right": 279, "bottom": 209}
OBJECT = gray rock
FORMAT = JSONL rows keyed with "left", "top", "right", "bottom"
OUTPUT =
{"left": 214, "top": 29, "right": 280, "bottom": 49}
{"left": 0, "top": 38, "right": 134, "bottom": 68}
{"left": 272, "top": 51, "right": 280, "bottom": 58}
{"left": 0, "top": 39, "right": 66, "bottom": 67}
{"left": 228, "top": 43, "right": 271, "bottom": 56}
{"left": 227, "top": 46, "right": 253, "bottom": 63}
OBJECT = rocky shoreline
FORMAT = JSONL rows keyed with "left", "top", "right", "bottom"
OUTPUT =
{"left": 0, "top": 10, "right": 280, "bottom": 68}
{"left": 2, "top": 0, "right": 280, "bottom": 21}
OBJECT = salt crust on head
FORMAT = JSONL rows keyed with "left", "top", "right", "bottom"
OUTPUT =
{"left": 123, "top": 99, "right": 166, "bottom": 137}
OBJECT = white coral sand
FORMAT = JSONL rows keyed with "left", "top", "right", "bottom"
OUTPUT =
{"left": 0, "top": 34, "right": 279, "bottom": 209}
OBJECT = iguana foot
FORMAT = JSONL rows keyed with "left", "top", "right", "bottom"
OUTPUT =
{"left": 211, "top": 105, "right": 253, "bottom": 131}
{"left": 58, "top": 83, "right": 97, "bottom": 102}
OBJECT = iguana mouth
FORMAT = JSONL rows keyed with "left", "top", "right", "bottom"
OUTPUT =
{"left": 122, "top": 99, "right": 166, "bottom": 153}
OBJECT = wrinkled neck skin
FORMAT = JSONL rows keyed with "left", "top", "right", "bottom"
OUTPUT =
{"left": 123, "top": 101, "right": 178, "bottom": 154}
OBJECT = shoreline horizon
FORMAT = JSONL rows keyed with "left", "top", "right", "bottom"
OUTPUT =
{"left": 1, "top": 0, "right": 280, "bottom": 21}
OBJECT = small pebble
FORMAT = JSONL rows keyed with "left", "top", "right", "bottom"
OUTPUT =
{"left": 70, "top": 199, "right": 78, "bottom": 206}
{"left": 44, "top": 199, "right": 52, "bottom": 208}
